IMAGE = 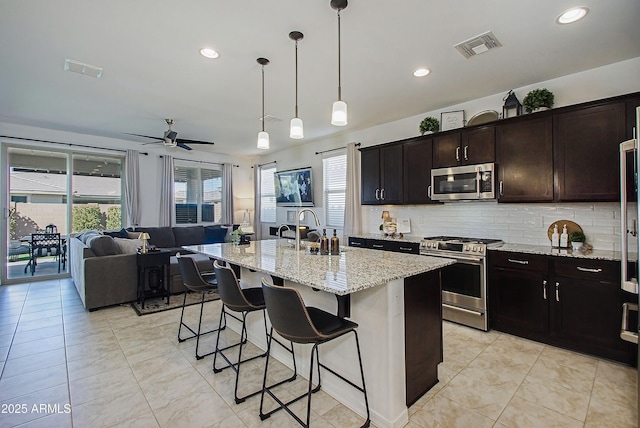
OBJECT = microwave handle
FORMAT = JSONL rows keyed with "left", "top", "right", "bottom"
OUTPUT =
{"left": 476, "top": 167, "right": 481, "bottom": 198}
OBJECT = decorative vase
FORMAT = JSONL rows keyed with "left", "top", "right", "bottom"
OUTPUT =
{"left": 571, "top": 242, "right": 583, "bottom": 251}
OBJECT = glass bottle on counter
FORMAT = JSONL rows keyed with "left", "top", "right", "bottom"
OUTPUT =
{"left": 320, "top": 229, "right": 329, "bottom": 255}
{"left": 330, "top": 229, "right": 340, "bottom": 254}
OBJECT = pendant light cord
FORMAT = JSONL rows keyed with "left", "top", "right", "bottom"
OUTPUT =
{"left": 261, "top": 64, "right": 265, "bottom": 132}
{"left": 337, "top": 9, "right": 342, "bottom": 101}
{"left": 295, "top": 39, "right": 299, "bottom": 118}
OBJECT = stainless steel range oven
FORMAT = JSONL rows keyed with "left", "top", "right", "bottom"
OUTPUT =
{"left": 421, "top": 236, "right": 503, "bottom": 331}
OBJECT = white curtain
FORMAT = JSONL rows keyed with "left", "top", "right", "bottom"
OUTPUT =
{"left": 124, "top": 150, "right": 141, "bottom": 228}
{"left": 221, "top": 163, "right": 233, "bottom": 224}
{"left": 253, "top": 164, "right": 262, "bottom": 241}
{"left": 159, "top": 155, "right": 174, "bottom": 227}
{"left": 343, "top": 142, "right": 362, "bottom": 237}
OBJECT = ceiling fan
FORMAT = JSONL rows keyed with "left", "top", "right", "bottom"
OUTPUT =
{"left": 129, "top": 119, "right": 215, "bottom": 151}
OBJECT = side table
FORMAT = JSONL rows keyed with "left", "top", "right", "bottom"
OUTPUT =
{"left": 137, "top": 249, "right": 170, "bottom": 309}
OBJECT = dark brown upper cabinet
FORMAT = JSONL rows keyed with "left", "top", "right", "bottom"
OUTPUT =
{"left": 403, "top": 136, "right": 439, "bottom": 204}
{"left": 361, "top": 144, "right": 403, "bottom": 205}
{"left": 554, "top": 102, "right": 626, "bottom": 202}
{"left": 432, "top": 126, "right": 495, "bottom": 168}
{"left": 496, "top": 115, "right": 554, "bottom": 202}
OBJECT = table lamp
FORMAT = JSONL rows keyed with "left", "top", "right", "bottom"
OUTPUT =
{"left": 139, "top": 232, "right": 150, "bottom": 253}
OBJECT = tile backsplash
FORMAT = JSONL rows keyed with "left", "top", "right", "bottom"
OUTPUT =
{"left": 363, "top": 201, "right": 635, "bottom": 252}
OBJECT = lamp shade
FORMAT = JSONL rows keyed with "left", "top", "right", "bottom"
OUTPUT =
{"left": 257, "top": 131, "right": 270, "bottom": 150}
{"left": 139, "top": 232, "right": 150, "bottom": 240}
{"left": 331, "top": 100, "right": 348, "bottom": 126}
{"left": 290, "top": 117, "right": 304, "bottom": 139}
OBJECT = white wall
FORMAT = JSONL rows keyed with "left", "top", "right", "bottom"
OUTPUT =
{"left": 256, "top": 57, "right": 640, "bottom": 249}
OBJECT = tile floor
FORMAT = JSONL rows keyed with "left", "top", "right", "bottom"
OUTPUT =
{"left": 0, "top": 279, "right": 637, "bottom": 427}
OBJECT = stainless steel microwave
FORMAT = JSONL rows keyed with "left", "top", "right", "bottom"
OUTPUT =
{"left": 430, "top": 163, "right": 496, "bottom": 201}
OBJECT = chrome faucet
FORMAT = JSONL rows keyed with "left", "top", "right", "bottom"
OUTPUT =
{"left": 295, "top": 208, "right": 321, "bottom": 251}
{"left": 277, "top": 224, "right": 291, "bottom": 238}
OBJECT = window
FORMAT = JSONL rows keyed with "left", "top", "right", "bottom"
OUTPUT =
{"left": 323, "top": 153, "right": 347, "bottom": 228}
{"left": 174, "top": 164, "right": 222, "bottom": 224}
{"left": 260, "top": 167, "right": 276, "bottom": 223}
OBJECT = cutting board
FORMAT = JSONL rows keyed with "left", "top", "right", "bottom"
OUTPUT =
{"left": 547, "top": 220, "right": 583, "bottom": 241}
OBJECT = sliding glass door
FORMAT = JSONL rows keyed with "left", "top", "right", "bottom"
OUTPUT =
{"left": 5, "top": 148, "right": 69, "bottom": 281}
{"left": 2, "top": 146, "right": 123, "bottom": 284}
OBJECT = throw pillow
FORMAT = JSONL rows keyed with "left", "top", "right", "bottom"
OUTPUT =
{"left": 127, "top": 231, "right": 141, "bottom": 239}
{"left": 104, "top": 228, "right": 129, "bottom": 238}
{"left": 204, "top": 226, "right": 228, "bottom": 244}
{"left": 86, "top": 235, "right": 121, "bottom": 256}
{"left": 113, "top": 237, "right": 143, "bottom": 254}
{"left": 77, "top": 230, "right": 102, "bottom": 244}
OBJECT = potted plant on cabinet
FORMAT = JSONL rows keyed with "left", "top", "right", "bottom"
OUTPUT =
{"left": 568, "top": 231, "right": 586, "bottom": 251}
{"left": 419, "top": 117, "right": 439, "bottom": 135}
{"left": 523, "top": 88, "right": 555, "bottom": 113}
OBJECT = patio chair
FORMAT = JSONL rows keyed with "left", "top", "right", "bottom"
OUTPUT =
{"left": 27, "top": 232, "right": 63, "bottom": 275}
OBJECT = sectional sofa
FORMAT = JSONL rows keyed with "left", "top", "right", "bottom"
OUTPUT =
{"left": 70, "top": 225, "right": 230, "bottom": 310}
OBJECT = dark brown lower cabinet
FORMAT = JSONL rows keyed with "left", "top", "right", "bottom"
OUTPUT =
{"left": 489, "top": 251, "right": 636, "bottom": 365}
{"left": 404, "top": 270, "right": 442, "bottom": 406}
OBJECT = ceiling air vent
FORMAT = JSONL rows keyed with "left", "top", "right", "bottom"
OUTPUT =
{"left": 64, "top": 59, "right": 103, "bottom": 78}
{"left": 454, "top": 31, "right": 502, "bottom": 59}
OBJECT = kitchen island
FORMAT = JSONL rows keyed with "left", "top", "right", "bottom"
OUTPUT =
{"left": 183, "top": 240, "right": 455, "bottom": 428}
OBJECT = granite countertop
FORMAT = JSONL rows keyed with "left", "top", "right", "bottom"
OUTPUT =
{"left": 491, "top": 243, "right": 622, "bottom": 261}
{"left": 183, "top": 239, "right": 455, "bottom": 295}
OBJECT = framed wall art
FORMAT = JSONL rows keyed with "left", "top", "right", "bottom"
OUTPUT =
{"left": 440, "top": 110, "right": 465, "bottom": 131}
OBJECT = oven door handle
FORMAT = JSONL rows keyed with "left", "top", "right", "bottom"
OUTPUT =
{"left": 443, "top": 304, "right": 483, "bottom": 316}
{"left": 420, "top": 252, "right": 484, "bottom": 263}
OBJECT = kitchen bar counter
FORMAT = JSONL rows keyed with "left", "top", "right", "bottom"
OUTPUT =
{"left": 183, "top": 239, "right": 454, "bottom": 295}
{"left": 184, "top": 239, "right": 454, "bottom": 428}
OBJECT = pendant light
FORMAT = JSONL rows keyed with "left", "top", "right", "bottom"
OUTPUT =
{"left": 330, "top": 0, "right": 348, "bottom": 126}
{"left": 257, "top": 58, "right": 270, "bottom": 150}
{"left": 289, "top": 31, "right": 304, "bottom": 139}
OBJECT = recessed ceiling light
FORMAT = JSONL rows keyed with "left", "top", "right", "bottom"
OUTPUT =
{"left": 200, "top": 48, "right": 219, "bottom": 59}
{"left": 413, "top": 68, "right": 431, "bottom": 77}
{"left": 556, "top": 7, "right": 589, "bottom": 24}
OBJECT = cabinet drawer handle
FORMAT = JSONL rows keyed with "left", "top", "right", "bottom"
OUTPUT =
{"left": 399, "top": 247, "right": 412, "bottom": 251}
{"left": 381, "top": 188, "right": 385, "bottom": 200}
{"left": 375, "top": 189, "right": 380, "bottom": 200}
{"left": 464, "top": 145, "right": 468, "bottom": 160}
{"left": 576, "top": 267, "right": 603, "bottom": 273}
{"left": 372, "top": 244, "right": 384, "bottom": 249}
{"left": 507, "top": 258, "right": 529, "bottom": 265}
{"left": 351, "top": 242, "right": 362, "bottom": 246}
{"left": 555, "top": 282, "right": 560, "bottom": 302}
{"left": 543, "top": 280, "right": 547, "bottom": 300}
{"left": 456, "top": 146, "right": 460, "bottom": 161}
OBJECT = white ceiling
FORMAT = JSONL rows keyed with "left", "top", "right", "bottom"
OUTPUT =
{"left": 1, "top": 1, "right": 639, "bottom": 156}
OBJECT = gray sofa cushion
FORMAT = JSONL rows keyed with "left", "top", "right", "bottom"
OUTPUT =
{"left": 113, "top": 237, "right": 144, "bottom": 254}
{"left": 172, "top": 226, "right": 205, "bottom": 246}
{"left": 136, "top": 227, "right": 176, "bottom": 248}
{"left": 86, "top": 235, "right": 121, "bottom": 256}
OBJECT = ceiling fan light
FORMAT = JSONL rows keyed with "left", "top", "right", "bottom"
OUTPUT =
{"left": 290, "top": 117, "right": 304, "bottom": 139}
{"left": 257, "top": 131, "right": 270, "bottom": 150}
{"left": 331, "top": 100, "right": 348, "bottom": 126}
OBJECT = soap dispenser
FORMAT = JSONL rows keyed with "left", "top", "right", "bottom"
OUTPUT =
{"left": 560, "top": 224, "right": 569, "bottom": 248}
{"left": 320, "top": 229, "right": 329, "bottom": 255}
{"left": 330, "top": 229, "right": 340, "bottom": 254}
{"left": 551, "top": 224, "right": 559, "bottom": 248}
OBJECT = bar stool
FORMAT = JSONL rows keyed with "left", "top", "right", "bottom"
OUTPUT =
{"left": 212, "top": 261, "right": 297, "bottom": 403}
{"left": 260, "top": 278, "right": 370, "bottom": 428}
{"left": 176, "top": 253, "right": 225, "bottom": 360}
